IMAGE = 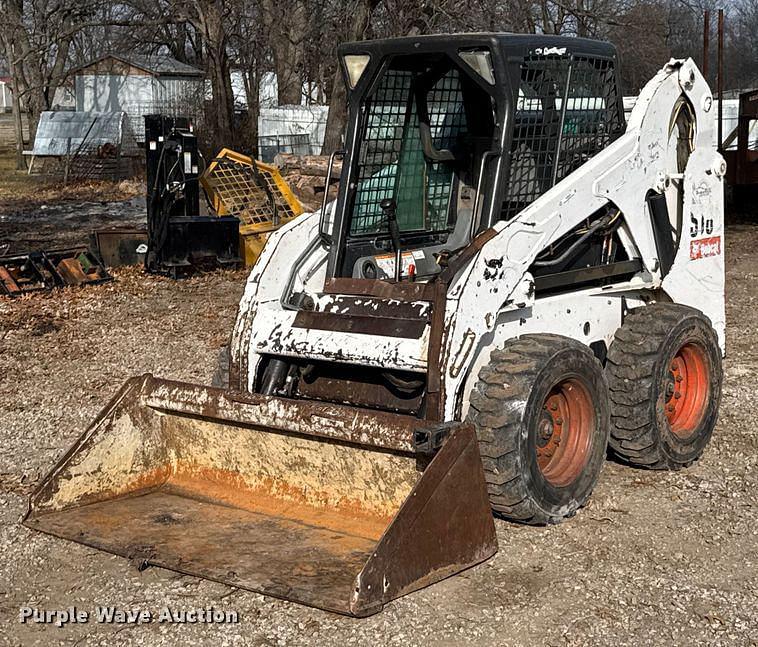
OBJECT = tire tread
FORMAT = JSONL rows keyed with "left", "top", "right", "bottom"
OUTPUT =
{"left": 607, "top": 303, "right": 718, "bottom": 469}
{"left": 468, "top": 334, "right": 606, "bottom": 525}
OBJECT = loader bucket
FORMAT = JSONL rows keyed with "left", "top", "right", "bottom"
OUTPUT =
{"left": 24, "top": 375, "right": 497, "bottom": 616}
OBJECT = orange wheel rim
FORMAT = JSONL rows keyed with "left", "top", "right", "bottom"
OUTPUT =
{"left": 536, "top": 378, "right": 594, "bottom": 487}
{"left": 664, "top": 342, "right": 710, "bottom": 438}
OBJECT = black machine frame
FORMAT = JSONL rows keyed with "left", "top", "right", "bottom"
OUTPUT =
{"left": 144, "top": 115, "right": 241, "bottom": 276}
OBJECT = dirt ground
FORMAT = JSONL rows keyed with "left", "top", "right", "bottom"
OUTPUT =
{"left": 0, "top": 196, "right": 146, "bottom": 256}
{"left": 1, "top": 189, "right": 757, "bottom": 646}
{"left": 0, "top": 114, "right": 143, "bottom": 219}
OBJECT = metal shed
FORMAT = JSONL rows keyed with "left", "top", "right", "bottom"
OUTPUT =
{"left": 74, "top": 54, "right": 204, "bottom": 140}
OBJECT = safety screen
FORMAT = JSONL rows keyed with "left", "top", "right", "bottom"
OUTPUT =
{"left": 204, "top": 156, "right": 300, "bottom": 225}
{"left": 350, "top": 66, "right": 467, "bottom": 236}
{"left": 502, "top": 55, "right": 624, "bottom": 220}
{"left": 426, "top": 73, "right": 468, "bottom": 225}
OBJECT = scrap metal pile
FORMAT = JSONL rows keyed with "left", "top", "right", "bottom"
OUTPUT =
{"left": 0, "top": 247, "right": 111, "bottom": 297}
{"left": 0, "top": 116, "right": 309, "bottom": 298}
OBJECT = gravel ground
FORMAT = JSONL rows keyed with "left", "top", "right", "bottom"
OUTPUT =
{"left": 1, "top": 202, "right": 756, "bottom": 646}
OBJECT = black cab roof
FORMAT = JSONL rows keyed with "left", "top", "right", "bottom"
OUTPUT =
{"left": 338, "top": 33, "right": 618, "bottom": 62}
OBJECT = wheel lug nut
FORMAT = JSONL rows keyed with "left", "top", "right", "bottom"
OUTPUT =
{"left": 555, "top": 418, "right": 563, "bottom": 426}
{"left": 549, "top": 403, "right": 558, "bottom": 411}
{"left": 667, "top": 404, "right": 675, "bottom": 412}
{"left": 674, "top": 392, "right": 681, "bottom": 399}
{"left": 676, "top": 375, "right": 683, "bottom": 382}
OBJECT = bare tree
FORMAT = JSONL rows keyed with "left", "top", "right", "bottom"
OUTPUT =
{"left": 188, "top": 0, "right": 235, "bottom": 146}
{"left": 227, "top": 0, "right": 269, "bottom": 154}
{"left": 727, "top": 0, "right": 758, "bottom": 88}
{"left": 109, "top": 1, "right": 204, "bottom": 66}
{"left": 2, "top": 0, "right": 756, "bottom": 171}
{"left": 116, "top": 0, "right": 236, "bottom": 149}
{"left": 0, "top": 0, "right": 96, "bottom": 164}
{"left": 608, "top": 2, "right": 671, "bottom": 93}
{"left": 320, "top": 0, "right": 382, "bottom": 154}
{"left": 260, "top": 0, "right": 309, "bottom": 105}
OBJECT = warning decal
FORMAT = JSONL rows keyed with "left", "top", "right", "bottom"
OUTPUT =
{"left": 690, "top": 236, "right": 721, "bottom": 260}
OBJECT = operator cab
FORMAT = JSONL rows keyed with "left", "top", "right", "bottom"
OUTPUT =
{"left": 340, "top": 51, "right": 496, "bottom": 280}
{"left": 325, "top": 34, "right": 625, "bottom": 281}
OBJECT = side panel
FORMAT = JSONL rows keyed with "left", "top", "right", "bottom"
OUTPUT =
{"left": 230, "top": 210, "right": 325, "bottom": 391}
{"left": 457, "top": 289, "right": 649, "bottom": 419}
{"left": 659, "top": 68, "right": 726, "bottom": 349}
{"left": 443, "top": 59, "right": 726, "bottom": 420}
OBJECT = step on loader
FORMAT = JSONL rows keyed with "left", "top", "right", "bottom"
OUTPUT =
{"left": 26, "top": 34, "right": 725, "bottom": 616}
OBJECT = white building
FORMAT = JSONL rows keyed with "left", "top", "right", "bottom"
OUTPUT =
{"left": 74, "top": 54, "right": 204, "bottom": 139}
{"left": 228, "top": 70, "right": 329, "bottom": 155}
{"left": 0, "top": 76, "right": 12, "bottom": 112}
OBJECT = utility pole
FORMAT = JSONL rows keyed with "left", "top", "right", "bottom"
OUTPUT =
{"left": 717, "top": 8, "right": 724, "bottom": 152}
{"left": 702, "top": 10, "right": 710, "bottom": 83}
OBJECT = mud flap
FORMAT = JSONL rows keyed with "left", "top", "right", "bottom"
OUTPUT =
{"left": 24, "top": 375, "right": 497, "bottom": 616}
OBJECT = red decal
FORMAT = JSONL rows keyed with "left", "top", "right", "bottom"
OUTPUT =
{"left": 690, "top": 236, "right": 721, "bottom": 260}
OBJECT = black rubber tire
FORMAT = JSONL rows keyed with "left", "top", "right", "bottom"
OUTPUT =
{"left": 606, "top": 303, "right": 722, "bottom": 469}
{"left": 467, "top": 334, "right": 610, "bottom": 525}
{"left": 211, "top": 344, "right": 230, "bottom": 388}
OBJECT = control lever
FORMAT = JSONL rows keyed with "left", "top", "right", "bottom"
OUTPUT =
{"left": 380, "top": 198, "right": 402, "bottom": 282}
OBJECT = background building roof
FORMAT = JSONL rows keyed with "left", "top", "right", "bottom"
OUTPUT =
{"left": 76, "top": 54, "right": 203, "bottom": 77}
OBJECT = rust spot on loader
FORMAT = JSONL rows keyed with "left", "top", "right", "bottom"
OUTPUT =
{"left": 167, "top": 467, "right": 396, "bottom": 542}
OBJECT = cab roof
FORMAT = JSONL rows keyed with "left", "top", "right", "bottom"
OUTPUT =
{"left": 338, "top": 33, "right": 618, "bottom": 62}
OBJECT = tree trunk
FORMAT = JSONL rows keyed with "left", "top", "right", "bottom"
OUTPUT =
{"left": 207, "top": 48, "right": 234, "bottom": 146}
{"left": 320, "top": 72, "right": 347, "bottom": 155}
{"left": 262, "top": 0, "right": 307, "bottom": 106}
{"left": 194, "top": 0, "right": 235, "bottom": 150}
{"left": 1, "top": 37, "right": 26, "bottom": 168}
{"left": 320, "top": 0, "right": 379, "bottom": 155}
{"left": 243, "top": 66, "right": 260, "bottom": 156}
{"left": 275, "top": 34, "right": 304, "bottom": 105}
{"left": 1, "top": 0, "right": 71, "bottom": 149}
{"left": 10, "top": 76, "right": 25, "bottom": 169}
{"left": 26, "top": 89, "right": 46, "bottom": 145}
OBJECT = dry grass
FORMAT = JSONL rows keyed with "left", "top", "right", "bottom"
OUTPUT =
{"left": 0, "top": 143, "right": 144, "bottom": 213}
{"left": 0, "top": 113, "right": 144, "bottom": 214}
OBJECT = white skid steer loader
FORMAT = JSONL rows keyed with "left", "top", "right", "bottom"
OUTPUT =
{"left": 26, "top": 34, "right": 725, "bottom": 617}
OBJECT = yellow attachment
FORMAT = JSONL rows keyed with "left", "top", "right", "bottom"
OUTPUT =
{"left": 200, "top": 148, "right": 305, "bottom": 266}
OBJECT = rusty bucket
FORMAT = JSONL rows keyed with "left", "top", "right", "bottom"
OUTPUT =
{"left": 25, "top": 375, "right": 497, "bottom": 616}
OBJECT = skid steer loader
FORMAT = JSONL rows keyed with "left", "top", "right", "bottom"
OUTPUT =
{"left": 25, "top": 34, "right": 725, "bottom": 617}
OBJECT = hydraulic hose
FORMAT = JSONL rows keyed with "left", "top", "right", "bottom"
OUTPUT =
{"left": 532, "top": 213, "right": 615, "bottom": 268}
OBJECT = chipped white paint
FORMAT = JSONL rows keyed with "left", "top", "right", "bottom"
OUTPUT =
{"left": 533, "top": 47, "right": 567, "bottom": 56}
{"left": 446, "top": 58, "right": 725, "bottom": 419}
